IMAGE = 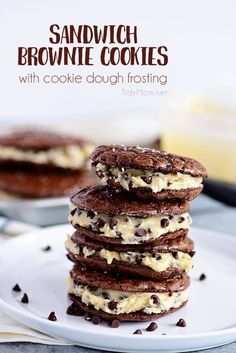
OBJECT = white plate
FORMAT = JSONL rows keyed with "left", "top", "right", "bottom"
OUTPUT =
{"left": 0, "top": 225, "right": 235, "bottom": 352}
{"left": 0, "top": 197, "right": 68, "bottom": 226}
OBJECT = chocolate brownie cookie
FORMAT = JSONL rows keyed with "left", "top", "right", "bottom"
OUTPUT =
{"left": 69, "top": 186, "right": 191, "bottom": 244}
{"left": 0, "top": 130, "right": 93, "bottom": 170}
{"left": 66, "top": 229, "right": 195, "bottom": 279}
{"left": 68, "top": 266, "right": 190, "bottom": 321}
{"left": 0, "top": 169, "right": 96, "bottom": 198}
{"left": 91, "top": 145, "right": 207, "bottom": 201}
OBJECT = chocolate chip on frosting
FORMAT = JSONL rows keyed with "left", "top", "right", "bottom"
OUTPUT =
{"left": 172, "top": 251, "right": 179, "bottom": 259}
{"left": 151, "top": 295, "right": 159, "bottom": 304}
{"left": 135, "top": 228, "right": 146, "bottom": 237}
{"left": 70, "top": 208, "right": 77, "bottom": 216}
{"left": 102, "top": 291, "right": 109, "bottom": 299}
{"left": 160, "top": 218, "right": 170, "bottom": 228}
{"left": 95, "top": 218, "right": 105, "bottom": 229}
{"left": 108, "top": 217, "right": 118, "bottom": 229}
{"left": 135, "top": 255, "right": 143, "bottom": 264}
{"left": 87, "top": 210, "right": 95, "bottom": 219}
{"left": 108, "top": 300, "right": 118, "bottom": 310}
{"left": 141, "top": 176, "right": 152, "bottom": 184}
{"left": 178, "top": 216, "right": 185, "bottom": 223}
{"left": 189, "top": 251, "right": 196, "bottom": 257}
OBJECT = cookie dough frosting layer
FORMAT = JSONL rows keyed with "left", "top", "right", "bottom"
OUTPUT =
{"left": 69, "top": 205, "right": 191, "bottom": 244}
{"left": 95, "top": 163, "right": 203, "bottom": 193}
{"left": 0, "top": 130, "right": 93, "bottom": 169}
{"left": 68, "top": 277, "right": 189, "bottom": 315}
{"left": 65, "top": 236, "right": 194, "bottom": 273}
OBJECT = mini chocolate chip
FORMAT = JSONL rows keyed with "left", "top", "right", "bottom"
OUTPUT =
{"left": 135, "top": 228, "right": 146, "bottom": 237}
{"left": 119, "top": 294, "right": 126, "bottom": 300}
{"left": 169, "top": 215, "right": 173, "bottom": 220}
{"left": 169, "top": 291, "right": 173, "bottom": 297}
{"left": 146, "top": 322, "right": 158, "bottom": 331}
{"left": 176, "top": 318, "right": 186, "bottom": 327}
{"left": 102, "top": 291, "right": 109, "bottom": 299}
{"left": 178, "top": 216, "right": 185, "bottom": 223}
{"left": 42, "top": 245, "right": 51, "bottom": 251}
{"left": 199, "top": 273, "right": 206, "bottom": 281}
{"left": 116, "top": 231, "right": 122, "bottom": 237}
{"left": 12, "top": 284, "right": 21, "bottom": 292}
{"left": 48, "top": 311, "right": 57, "bottom": 321}
{"left": 87, "top": 211, "right": 95, "bottom": 219}
{"left": 135, "top": 255, "right": 143, "bottom": 264}
{"left": 92, "top": 315, "right": 101, "bottom": 325}
{"left": 108, "top": 218, "right": 118, "bottom": 229}
{"left": 151, "top": 295, "right": 159, "bottom": 304}
{"left": 121, "top": 172, "right": 129, "bottom": 180}
{"left": 153, "top": 253, "right": 161, "bottom": 260}
{"left": 84, "top": 313, "right": 92, "bottom": 321}
{"left": 77, "top": 209, "right": 82, "bottom": 216}
{"left": 108, "top": 300, "right": 117, "bottom": 310}
{"left": 189, "top": 251, "right": 196, "bottom": 257}
{"left": 167, "top": 181, "right": 172, "bottom": 186}
{"left": 133, "top": 329, "right": 142, "bottom": 334}
{"left": 70, "top": 208, "right": 77, "bottom": 216}
{"left": 95, "top": 218, "right": 105, "bottom": 229}
{"left": 141, "top": 176, "right": 152, "bottom": 184}
{"left": 147, "top": 228, "right": 152, "bottom": 234}
{"left": 66, "top": 303, "right": 84, "bottom": 316}
{"left": 160, "top": 218, "right": 170, "bottom": 228}
{"left": 21, "top": 293, "right": 29, "bottom": 303}
{"left": 88, "top": 286, "right": 97, "bottom": 292}
{"left": 110, "top": 319, "right": 120, "bottom": 328}
{"left": 172, "top": 251, "right": 178, "bottom": 259}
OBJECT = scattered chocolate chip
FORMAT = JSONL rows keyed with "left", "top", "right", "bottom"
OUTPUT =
{"left": 12, "top": 284, "right": 21, "bottom": 292}
{"left": 42, "top": 245, "right": 51, "bottom": 251}
{"left": 84, "top": 313, "right": 92, "bottom": 321}
{"left": 95, "top": 218, "right": 105, "bottom": 229}
{"left": 189, "top": 251, "right": 196, "bottom": 257}
{"left": 108, "top": 300, "right": 117, "bottom": 310}
{"left": 135, "top": 228, "right": 146, "bottom": 237}
{"left": 87, "top": 211, "right": 95, "bottom": 219}
{"left": 172, "top": 251, "right": 179, "bottom": 259}
{"left": 110, "top": 319, "right": 120, "bottom": 328}
{"left": 146, "top": 322, "right": 158, "bottom": 331}
{"left": 178, "top": 216, "right": 185, "bottom": 223}
{"left": 160, "top": 218, "right": 170, "bottom": 228}
{"left": 102, "top": 291, "right": 109, "bottom": 299}
{"left": 108, "top": 218, "right": 118, "bottom": 229}
{"left": 21, "top": 293, "right": 29, "bottom": 303}
{"left": 48, "top": 311, "right": 57, "bottom": 321}
{"left": 66, "top": 303, "right": 85, "bottom": 316}
{"left": 133, "top": 329, "right": 142, "bottom": 335}
{"left": 199, "top": 273, "right": 206, "bottom": 281}
{"left": 151, "top": 295, "right": 159, "bottom": 304}
{"left": 70, "top": 208, "right": 77, "bottom": 216}
{"left": 176, "top": 318, "right": 186, "bottom": 327}
{"left": 141, "top": 176, "right": 152, "bottom": 184}
{"left": 92, "top": 315, "right": 101, "bottom": 325}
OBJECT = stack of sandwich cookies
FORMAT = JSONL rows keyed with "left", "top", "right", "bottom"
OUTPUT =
{"left": 66, "top": 146, "right": 206, "bottom": 323}
{"left": 0, "top": 130, "right": 94, "bottom": 198}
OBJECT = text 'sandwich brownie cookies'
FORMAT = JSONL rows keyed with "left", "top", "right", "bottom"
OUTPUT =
{"left": 69, "top": 185, "right": 191, "bottom": 245}
{"left": 68, "top": 266, "right": 190, "bottom": 321}
{"left": 66, "top": 230, "right": 195, "bottom": 279}
{"left": 91, "top": 145, "right": 207, "bottom": 201}
{"left": 0, "top": 130, "right": 93, "bottom": 171}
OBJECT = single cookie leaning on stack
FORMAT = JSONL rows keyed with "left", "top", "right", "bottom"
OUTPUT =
{"left": 66, "top": 145, "right": 207, "bottom": 322}
{"left": 90, "top": 145, "right": 207, "bottom": 201}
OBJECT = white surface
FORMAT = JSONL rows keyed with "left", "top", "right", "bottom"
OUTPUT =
{"left": 0, "top": 225, "right": 235, "bottom": 352}
{"left": 0, "top": 197, "right": 68, "bottom": 226}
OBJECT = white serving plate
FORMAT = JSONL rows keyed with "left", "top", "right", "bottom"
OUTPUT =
{"left": 0, "top": 225, "right": 235, "bottom": 352}
{"left": 0, "top": 197, "right": 68, "bottom": 226}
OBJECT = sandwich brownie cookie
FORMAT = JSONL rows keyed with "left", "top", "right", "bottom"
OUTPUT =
{"left": 0, "top": 130, "right": 93, "bottom": 170}
{"left": 0, "top": 169, "right": 95, "bottom": 198}
{"left": 68, "top": 266, "right": 190, "bottom": 321}
{"left": 66, "top": 230, "right": 195, "bottom": 279}
{"left": 91, "top": 145, "right": 207, "bottom": 201}
{"left": 69, "top": 185, "right": 191, "bottom": 244}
